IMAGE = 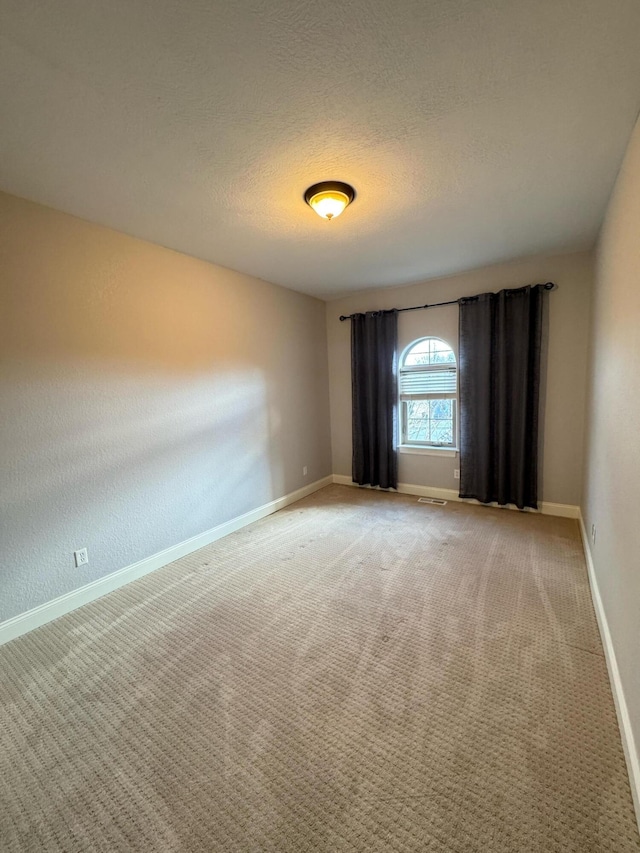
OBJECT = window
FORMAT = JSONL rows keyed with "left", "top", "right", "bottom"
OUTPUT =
{"left": 399, "top": 337, "right": 457, "bottom": 448}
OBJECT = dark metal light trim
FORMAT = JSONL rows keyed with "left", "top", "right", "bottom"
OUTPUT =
{"left": 304, "top": 181, "right": 356, "bottom": 206}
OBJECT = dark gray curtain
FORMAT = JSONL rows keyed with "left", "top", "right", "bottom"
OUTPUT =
{"left": 459, "top": 284, "right": 545, "bottom": 510}
{"left": 351, "top": 310, "right": 398, "bottom": 489}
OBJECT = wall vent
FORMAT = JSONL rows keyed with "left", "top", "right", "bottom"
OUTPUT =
{"left": 417, "top": 497, "right": 447, "bottom": 506}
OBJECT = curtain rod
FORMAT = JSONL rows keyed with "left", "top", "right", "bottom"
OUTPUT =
{"left": 338, "top": 282, "right": 556, "bottom": 321}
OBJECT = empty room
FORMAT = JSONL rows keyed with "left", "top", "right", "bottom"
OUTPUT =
{"left": 1, "top": 1, "right": 640, "bottom": 850}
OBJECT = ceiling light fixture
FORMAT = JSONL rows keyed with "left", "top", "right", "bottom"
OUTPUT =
{"left": 304, "top": 181, "right": 355, "bottom": 221}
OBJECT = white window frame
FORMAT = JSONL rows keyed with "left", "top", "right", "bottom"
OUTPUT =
{"left": 398, "top": 336, "right": 458, "bottom": 451}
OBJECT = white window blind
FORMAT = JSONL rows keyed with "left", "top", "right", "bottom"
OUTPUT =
{"left": 399, "top": 365, "right": 457, "bottom": 396}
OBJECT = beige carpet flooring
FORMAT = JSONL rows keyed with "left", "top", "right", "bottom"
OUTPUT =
{"left": 1, "top": 484, "right": 639, "bottom": 852}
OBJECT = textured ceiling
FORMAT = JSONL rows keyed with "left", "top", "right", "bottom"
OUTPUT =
{"left": 1, "top": 1, "right": 640, "bottom": 299}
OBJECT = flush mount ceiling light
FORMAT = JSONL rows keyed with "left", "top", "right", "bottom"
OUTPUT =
{"left": 304, "top": 181, "right": 355, "bottom": 221}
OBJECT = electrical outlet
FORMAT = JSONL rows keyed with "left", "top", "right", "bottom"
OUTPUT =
{"left": 453, "top": 469, "right": 460, "bottom": 480}
{"left": 303, "top": 466, "right": 308, "bottom": 476}
{"left": 74, "top": 548, "right": 89, "bottom": 567}
{"left": 591, "top": 524, "right": 596, "bottom": 545}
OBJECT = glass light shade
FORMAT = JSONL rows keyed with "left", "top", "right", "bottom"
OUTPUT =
{"left": 304, "top": 181, "right": 355, "bottom": 221}
{"left": 308, "top": 190, "right": 350, "bottom": 220}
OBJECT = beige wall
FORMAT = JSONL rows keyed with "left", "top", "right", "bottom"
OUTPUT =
{"left": 327, "top": 250, "right": 593, "bottom": 506}
{"left": 582, "top": 115, "right": 640, "bottom": 794}
{"left": 0, "top": 192, "right": 332, "bottom": 621}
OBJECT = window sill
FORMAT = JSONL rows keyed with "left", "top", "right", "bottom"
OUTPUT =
{"left": 398, "top": 445, "right": 458, "bottom": 458}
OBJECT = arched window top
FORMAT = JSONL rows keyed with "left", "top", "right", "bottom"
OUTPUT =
{"left": 401, "top": 337, "right": 456, "bottom": 367}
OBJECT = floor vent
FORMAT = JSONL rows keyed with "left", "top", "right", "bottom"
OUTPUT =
{"left": 417, "top": 497, "right": 447, "bottom": 506}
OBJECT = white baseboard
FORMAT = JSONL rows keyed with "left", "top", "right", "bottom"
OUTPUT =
{"left": 332, "top": 475, "right": 580, "bottom": 519}
{"left": 0, "top": 475, "right": 333, "bottom": 647}
{"left": 538, "top": 500, "right": 580, "bottom": 519}
{"left": 578, "top": 514, "right": 640, "bottom": 832}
